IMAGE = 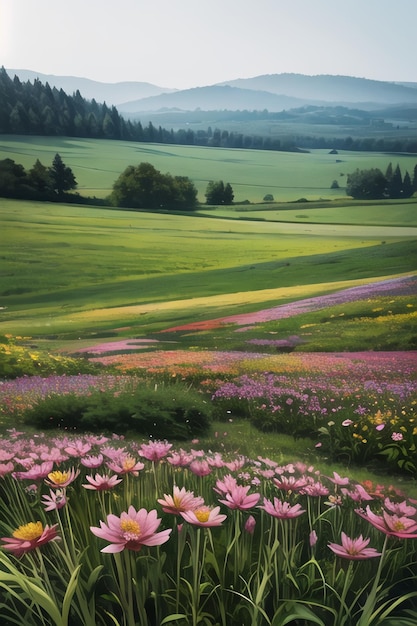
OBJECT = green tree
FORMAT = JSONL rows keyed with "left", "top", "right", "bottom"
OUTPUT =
{"left": 387, "top": 164, "right": 403, "bottom": 199}
{"left": 412, "top": 164, "right": 417, "bottom": 193}
{"left": 28, "top": 159, "right": 51, "bottom": 193}
{"left": 346, "top": 168, "right": 387, "bottom": 199}
{"left": 110, "top": 162, "right": 197, "bottom": 210}
{"left": 205, "top": 180, "right": 234, "bottom": 205}
{"left": 402, "top": 171, "right": 413, "bottom": 198}
{"left": 48, "top": 153, "right": 77, "bottom": 195}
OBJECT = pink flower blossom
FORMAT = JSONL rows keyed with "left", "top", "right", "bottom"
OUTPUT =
{"left": 273, "top": 475, "right": 308, "bottom": 492}
{"left": 90, "top": 506, "right": 171, "bottom": 553}
{"left": 1, "top": 522, "right": 59, "bottom": 557}
{"left": 82, "top": 474, "right": 123, "bottom": 491}
{"left": 214, "top": 474, "right": 238, "bottom": 495}
{"left": 107, "top": 454, "right": 144, "bottom": 476}
{"left": 158, "top": 486, "right": 204, "bottom": 515}
{"left": 341, "top": 484, "right": 374, "bottom": 502}
{"left": 167, "top": 449, "right": 194, "bottom": 467}
{"left": 0, "top": 462, "right": 14, "bottom": 477}
{"left": 42, "top": 489, "right": 67, "bottom": 511}
{"left": 224, "top": 456, "right": 247, "bottom": 471}
{"left": 376, "top": 424, "right": 385, "bottom": 431}
{"left": 342, "top": 419, "right": 354, "bottom": 427}
{"left": 391, "top": 432, "right": 404, "bottom": 441}
{"left": 300, "top": 482, "right": 329, "bottom": 497}
{"left": 328, "top": 472, "right": 350, "bottom": 486}
{"left": 245, "top": 515, "right": 256, "bottom": 534}
{"left": 309, "top": 530, "right": 318, "bottom": 547}
{"left": 181, "top": 505, "right": 227, "bottom": 527}
{"left": 189, "top": 460, "right": 212, "bottom": 476}
{"left": 355, "top": 505, "right": 417, "bottom": 538}
{"left": 81, "top": 454, "right": 104, "bottom": 469}
{"left": 328, "top": 532, "right": 381, "bottom": 560}
{"left": 383, "top": 498, "right": 417, "bottom": 517}
{"left": 13, "top": 461, "right": 54, "bottom": 481}
{"left": 45, "top": 468, "right": 80, "bottom": 489}
{"left": 259, "top": 498, "right": 306, "bottom": 519}
{"left": 218, "top": 485, "right": 260, "bottom": 511}
{"left": 138, "top": 440, "right": 173, "bottom": 462}
{"left": 64, "top": 440, "right": 92, "bottom": 457}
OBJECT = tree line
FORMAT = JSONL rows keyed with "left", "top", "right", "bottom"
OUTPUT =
{"left": 346, "top": 162, "right": 417, "bottom": 199}
{"left": 0, "top": 155, "right": 236, "bottom": 210}
{"left": 2, "top": 67, "right": 416, "bottom": 153}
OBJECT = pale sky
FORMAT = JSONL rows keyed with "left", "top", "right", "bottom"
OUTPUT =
{"left": 1, "top": 0, "right": 416, "bottom": 89}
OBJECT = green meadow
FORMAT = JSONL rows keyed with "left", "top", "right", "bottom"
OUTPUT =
{"left": 1, "top": 134, "right": 416, "bottom": 202}
{"left": 0, "top": 136, "right": 416, "bottom": 344}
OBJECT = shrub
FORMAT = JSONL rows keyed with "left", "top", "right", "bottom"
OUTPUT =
{"left": 0, "top": 335, "right": 97, "bottom": 379}
{"left": 22, "top": 382, "right": 212, "bottom": 440}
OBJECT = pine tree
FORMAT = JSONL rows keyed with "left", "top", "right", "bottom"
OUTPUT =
{"left": 48, "top": 153, "right": 77, "bottom": 195}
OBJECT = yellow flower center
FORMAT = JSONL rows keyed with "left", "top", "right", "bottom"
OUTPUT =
{"left": 48, "top": 470, "right": 69, "bottom": 484}
{"left": 194, "top": 509, "right": 210, "bottom": 523}
{"left": 13, "top": 521, "right": 43, "bottom": 540}
{"left": 122, "top": 457, "right": 136, "bottom": 470}
{"left": 392, "top": 520, "right": 406, "bottom": 531}
{"left": 120, "top": 519, "right": 140, "bottom": 537}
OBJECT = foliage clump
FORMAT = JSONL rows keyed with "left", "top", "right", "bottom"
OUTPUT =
{"left": 22, "top": 381, "right": 212, "bottom": 439}
{"left": 110, "top": 161, "right": 198, "bottom": 210}
{"left": 0, "top": 335, "right": 96, "bottom": 379}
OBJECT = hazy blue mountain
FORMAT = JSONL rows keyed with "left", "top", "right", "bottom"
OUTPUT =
{"left": 6, "top": 69, "right": 175, "bottom": 105}
{"left": 216, "top": 74, "right": 417, "bottom": 104}
{"left": 6, "top": 69, "right": 417, "bottom": 114}
{"left": 117, "top": 85, "right": 320, "bottom": 113}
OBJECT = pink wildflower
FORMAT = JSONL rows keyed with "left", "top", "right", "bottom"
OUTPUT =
{"left": 341, "top": 483, "right": 373, "bottom": 503}
{"left": 309, "top": 530, "right": 318, "bottom": 547}
{"left": 224, "top": 456, "right": 246, "bottom": 471}
{"left": 300, "top": 482, "right": 329, "bottom": 497}
{"left": 1, "top": 522, "right": 59, "bottom": 558}
{"left": 166, "top": 449, "right": 194, "bottom": 467}
{"left": 0, "top": 462, "right": 14, "bottom": 477}
{"left": 13, "top": 461, "right": 54, "bottom": 481}
{"left": 214, "top": 474, "right": 238, "bottom": 495}
{"left": 45, "top": 467, "right": 80, "bottom": 489}
{"left": 82, "top": 474, "right": 123, "bottom": 491}
{"left": 138, "top": 440, "right": 173, "bottom": 462}
{"left": 81, "top": 454, "right": 104, "bottom": 469}
{"left": 384, "top": 498, "right": 417, "bottom": 517}
{"left": 391, "top": 432, "right": 404, "bottom": 441}
{"left": 107, "top": 454, "right": 144, "bottom": 476}
{"left": 181, "top": 505, "right": 227, "bottom": 527}
{"left": 158, "top": 486, "right": 204, "bottom": 515}
{"left": 64, "top": 440, "right": 92, "bottom": 457}
{"left": 42, "top": 489, "right": 67, "bottom": 511}
{"left": 342, "top": 419, "right": 354, "bottom": 426}
{"left": 328, "top": 472, "right": 350, "bottom": 486}
{"left": 90, "top": 506, "right": 171, "bottom": 553}
{"left": 328, "top": 532, "right": 381, "bottom": 560}
{"left": 273, "top": 475, "right": 308, "bottom": 492}
{"left": 259, "top": 498, "right": 306, "bottom": 519}
{"left": 355, "top": 505, "right": 417, "bottom": 538}
{"left": 189, "top": 460, "right": 212, "bottom": 476}
{"left": 218, "top": 485, "right": 260, "bottom": 511}
{"left": 245, "top": 515, "right": 256, "bottom": 535}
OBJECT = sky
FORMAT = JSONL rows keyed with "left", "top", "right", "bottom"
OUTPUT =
{"left": 1, "top": 0, "right": 417, "bottom": 89}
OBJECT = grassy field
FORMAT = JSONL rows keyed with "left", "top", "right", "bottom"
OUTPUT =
{"left": 0, "top": 135, "right": 416, "bottom": 202}
{"left": 0, "top": 197, "right": 416, "bottom": 341}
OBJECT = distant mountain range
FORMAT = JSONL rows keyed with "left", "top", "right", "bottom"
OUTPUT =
{"left": 6, "top": 68, "right": 417, "bottom": 114}
{"left": 5, "top": 68, "right": 176, "bottom": 105}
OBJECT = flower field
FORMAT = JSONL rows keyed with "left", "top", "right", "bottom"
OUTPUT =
{"left": 1, "top": 273, "right": 417, "bottom": 623}
{"left": 0, "top": 432, "right": 417, "bottom": 625}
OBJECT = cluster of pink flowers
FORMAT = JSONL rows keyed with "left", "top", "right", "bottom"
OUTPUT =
{"left": 1, "top": 432, "right": 416, "bottom": 564}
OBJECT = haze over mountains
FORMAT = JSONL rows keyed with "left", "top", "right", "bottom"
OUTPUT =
{"left": 6, "top": 68, "right": 417, "bottom": 115}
